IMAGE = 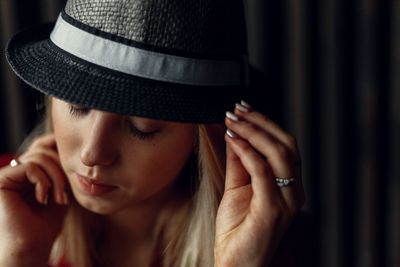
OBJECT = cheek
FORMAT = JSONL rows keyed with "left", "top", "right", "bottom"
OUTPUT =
{"left": 123, "top": 131, "right": 194, "bottom": 193}
{"left": 149, "top": 151, "right": 189, "bottom": 182}
{"left": 154, "top": 132, "right": 194, "bottom": 179}
{"left": 52, "top": 105, "right": 81, "bottom": 168}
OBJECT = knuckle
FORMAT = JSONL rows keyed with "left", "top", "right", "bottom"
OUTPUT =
{"left": 25, "top": 162, "right": 38, "bottom": 175}
{"left": 29, "top": 153, "right": 53, "bottom": 166}
{"left": 36, "top": 153, "right": 50, "bottom": 163}
{"left": 244, "top": 121, "right": 259, "bottom": 134}
{"left": 253, "top": 112, "right": 269, "bottom": 123}
{"left": 30, "top": 137, "right": 43, "bottom": 148}
{"left": 239, "top": 141, "right": 253, "bottom": 153}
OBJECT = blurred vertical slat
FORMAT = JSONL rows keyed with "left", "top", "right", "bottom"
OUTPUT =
{"left": 388, "top": 0, "right": 400, "bottom": 266}
{"left": 318, "top": 0, "right": 343, "bottom": 266}
{"left": 0, "top": 2, "right": 8, "bottom": 152}
{"left": 283, "top": 0, "right": 312, "bottom": 209}
{"left": 245, "top": 0, "right": 285, "bottom": 122}
{"left": 302, "top": 3, "right": 322, "bottom": 261}
{"left": 245, "top": 0, "right": 269, "bottom": 72}
{"left": 354, "top": 0, "right": 375, "bottom": 264}
{"left": 317, "top": 0, "right": 358, "bottom": 265}
{"left": 38, "top": 0, "right": 65, "bottom": 21}
{"left": 0, "top": 0, "right": 24, "bottom": 152}
{"left": 0, "top": 0, "right": 65, "bottom": 153}
{"left": 354, "top": 0, "right": 391, "bottom": 266}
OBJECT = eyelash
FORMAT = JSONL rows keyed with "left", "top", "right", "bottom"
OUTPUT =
{"left": 124, "top": 121, "right": 156, "bottom": 140}
{"left": 68, "top": 105, "right": 157, "bottom": 140}
{"left": 68, "top": 105, "right": 89, "bottom": 117}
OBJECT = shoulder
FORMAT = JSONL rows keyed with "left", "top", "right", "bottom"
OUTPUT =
{"left": 269, "top": 211, "right": 317, "bottom": 267}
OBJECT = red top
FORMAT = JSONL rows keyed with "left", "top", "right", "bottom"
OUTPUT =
{"left": 55, "top": 258, "right": 72, "bottom": 267}
{"left": 0, "top": 154, "right": 14, "bottom": 168}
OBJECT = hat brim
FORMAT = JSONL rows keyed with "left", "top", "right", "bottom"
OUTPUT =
{"left": 6, "top": 23, "right": 244, "bottom": 123}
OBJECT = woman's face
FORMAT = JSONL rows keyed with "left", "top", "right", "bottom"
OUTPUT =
{"left": 51, "top": 98, "right": 195, "bottom": 215}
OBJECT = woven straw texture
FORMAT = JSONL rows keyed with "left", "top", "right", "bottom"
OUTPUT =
{"left": 65, "top": 0, "right": 246, "bottom": 56}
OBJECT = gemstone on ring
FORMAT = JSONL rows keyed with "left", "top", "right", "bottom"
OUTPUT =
{"left": 275, "top": 177, "right": 296, "bottom": 187}
{"left": 9, "top": 159, "right": 20, "bottom": 168}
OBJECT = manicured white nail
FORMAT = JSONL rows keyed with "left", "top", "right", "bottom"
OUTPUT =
{"left": 226, "top": 129, "right": 238, "bottom": 138}
{"left": 235, "top": 103, "right": 250, "bottom": 112}
{"left": 240, "top": 100, "right": 253, "bottom": 109}
{"left": 226, "top": 111, "right": 239, "bottom": 121}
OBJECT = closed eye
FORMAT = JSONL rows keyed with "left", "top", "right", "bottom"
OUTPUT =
{"left": 124, "top": 120, "right": 159, "bottom": 140}
{"left": 68, "top": 104, "right": 90, "bottom": 117}
{"left": 68, "top": 104, "right": 159, "bottom": 140}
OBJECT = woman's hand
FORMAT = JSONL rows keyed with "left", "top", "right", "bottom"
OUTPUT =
{"left": 0, "top": 134, "right": 68, "bottom": 267}
{"left": 215, "top": 102, "right": 305, "bottom": 267}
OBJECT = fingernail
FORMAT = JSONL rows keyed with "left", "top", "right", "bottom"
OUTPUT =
{"left": 43, "top": 194, "right": 48, "bottom": 205}
{"left": 241, "top": 100, "right": 253, "bottom": 109}
{"left": 63, "top": 192, "right": 69, "bottom": 205}
{"left": 226, "top": 111, "right": 239, "bottom": 121}
{"left": 226, "top": 129, "right": 238, "bottom": 138}
{"left": 235, "top": 103, "right": 250, "bottom": 112}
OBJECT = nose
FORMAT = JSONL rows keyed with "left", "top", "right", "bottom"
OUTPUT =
{"left": 80, "top": 112, "right": 119, "bottom": 167}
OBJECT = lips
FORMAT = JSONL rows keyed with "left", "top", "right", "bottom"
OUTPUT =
{"left": 75, "top": 174, "right": 118, "bottom": 196}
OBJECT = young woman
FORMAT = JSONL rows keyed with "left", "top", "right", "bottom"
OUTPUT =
{"left": 1, "top": 0, "right": 307, "bottom": 266}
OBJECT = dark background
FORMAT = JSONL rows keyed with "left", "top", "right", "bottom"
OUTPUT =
{"left": 1, "top": 0, "right": 399, "bottom": 266}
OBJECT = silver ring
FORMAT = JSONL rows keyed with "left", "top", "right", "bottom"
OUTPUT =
{"left": 9, "top": 159, "right": 20, "bottom": 168}
{"left": 275, "top": 177, "right": 296, "bottom": 187}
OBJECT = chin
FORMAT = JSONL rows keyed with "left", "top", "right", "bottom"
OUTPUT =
{"left": 72, "top": 192, "right": 120, "bottom": 215}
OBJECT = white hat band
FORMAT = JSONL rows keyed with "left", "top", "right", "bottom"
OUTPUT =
{"left": 50, "top": 14, "right": 244, "bottom": 86}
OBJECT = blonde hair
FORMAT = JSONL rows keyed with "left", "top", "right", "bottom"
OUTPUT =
{"left": 42, "top": 101, "right": 227, "bottom": 267}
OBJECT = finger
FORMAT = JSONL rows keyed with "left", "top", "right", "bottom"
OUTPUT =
{"left": 25, "top": 163, "right": 52, "bottom": 205}
{"left": 227, "top": 133, "right": 304, "bottom": 217}
{"left": 19, "top": 148, "right": 61, "bottom": 166}
{"left": 19, "top": 155, "right": 68, "bottom": 205}
{"left": 0, "top": 163, "right": 51, "bottom": 205}
{"left": 234, "top": 106, "right": 299, "bottom": 158}
{"left": 226, "top": 112, "right": 304, "bottom": 213}
{"left": 30, "top": 134, "right": 58, "bottom": 151}
{"left": 225, "top": 133, "right": 280, "bottom": 204}
{"left": 224, "top": 132, "right": 251, "bottom": 192}
{"left": 279, "top": 166, "right": 305, "bottom": 215}
{"left": 225, "top": 116, "right": 295, "bottom": 179}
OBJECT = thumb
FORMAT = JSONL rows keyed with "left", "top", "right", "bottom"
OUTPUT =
{"left": 224, "top": 135, "right": 250, "bottom": 192}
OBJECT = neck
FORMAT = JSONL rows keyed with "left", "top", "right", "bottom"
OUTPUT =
{"left": 103, "top": 200, "right": 164, "bottom": 243}
{"left": 96, "top": 186, "right": 178, "bottom": 267}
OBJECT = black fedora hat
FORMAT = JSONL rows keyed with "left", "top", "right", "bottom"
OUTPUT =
{"left": 6, "top": 0, "right": 248, "bottom": 123}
